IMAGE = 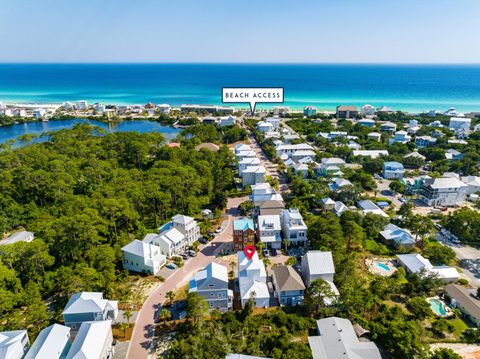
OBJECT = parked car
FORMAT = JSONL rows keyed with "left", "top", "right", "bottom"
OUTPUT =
{"left": 199, "top": 237, "right": 208, "bottom": 244}
{"left": 187, "top": 250, "right": 197, "bottom": 257}
{"left": 166, "top": 262, "right": 177, "bottom": 269}
{"left": 263, "top": 249, "right": 269, "bottom": 257}
{"left": 180, "top": 253, "right": 189, "bottom": 260}
{"left": 270, "top": 248, "right": 277, "bottom": 256}
{"left": 215, "top": 227, "right": 222, "bottom": 234}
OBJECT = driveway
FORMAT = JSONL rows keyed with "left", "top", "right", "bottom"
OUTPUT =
{"left": 126, "top": 212, "right": 236, "bottom": 359}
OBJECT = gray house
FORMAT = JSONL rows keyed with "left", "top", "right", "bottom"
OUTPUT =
{"left": 308, "top": 317, "right": 381, "bottom": 359}
{"left": 62, "top": 292, "right": 118, "bottom": 331}
{"left": 189, "top": 262, "right": 233, "bottom": 311}
{"left": 272, "top": 265, "right": 305, "bottom": 306}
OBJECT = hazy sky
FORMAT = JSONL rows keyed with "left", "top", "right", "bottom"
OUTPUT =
{"left": 1, "top": 0, "right": 480, "bottom": 63}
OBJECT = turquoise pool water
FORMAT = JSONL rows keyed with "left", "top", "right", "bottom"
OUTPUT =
{"left": 429, "top": 299, "right": 447, "bottom": 316}
{"left": 375, "top": 262, "right": 391, "bottom": 271}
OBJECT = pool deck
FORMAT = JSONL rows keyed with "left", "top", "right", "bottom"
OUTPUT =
{"left": 366, "top": 258, "right": 397, "bottom": 277}
{"left": 427, "top": 296, "right": 454, "bottom": 318}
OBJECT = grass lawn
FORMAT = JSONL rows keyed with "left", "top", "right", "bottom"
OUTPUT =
{"left": 449, "top": 317, "right": 469, "bottom": 337}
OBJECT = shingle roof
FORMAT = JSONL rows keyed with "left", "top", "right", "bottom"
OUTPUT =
{"left": 445, "top": 284, "right": 480, "bottom": 320}
{"left": 272, "top": 266, "right": 306, "bottom": 291}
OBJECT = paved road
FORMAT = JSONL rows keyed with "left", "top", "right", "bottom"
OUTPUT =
{"left": 126, "top": 208, "right": 237, "bottom": 359}
{"left": 437, "top": 234, "right": 480, "bottom": 287}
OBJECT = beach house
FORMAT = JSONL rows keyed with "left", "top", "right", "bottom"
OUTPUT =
{"left": 304, "top": 106, "right": 317, "bottom": 117}
{"left": 0, "top": 230, "right": 34, "bottom": 246}
{"left": 65, "top": 320, "right": 114, "bottom": 359}
{"left": 380, "top": 223, "right": 415, "bottom": 249}
{"left": 238, "top": 157, "right": 261, "bottom": 177}
{"left": 257, "top": 214, "right": 282, "bottom": 249}
{"left": 280, "top": 209, "right": 308, "bottom": 246}
{"left": 367, "top": 132, "right": 382, "bottom": 142}
{"left": 24, "top": 324, "right": 71, "bottom": 359}
{"left": 189, "top": 262, "right": 233, "bottom": 311}
{"left": 397, "top": 253, "right": 460, "bottom": 283}
{"left": 272, "top": 265, "right": 305, "bottom": 306}
{"left": 256, "top": 121, "right": 274, "bottom": 133}
{"left": 379, "top": 121, "right": 397, "bottom": 133}
{"left": 357, "top": 118, "right": 376, "bottom": 127}
{"left": 352, "top": 150, "right": 389, "bottom": 159}
{"left": 420, "top": 177, "right": 467, "bottom": 207}
{"left": 357, "top": 200, "right": 388, "bottom": 218}
{"left": 383, "top": 161, "right": 405, "bottom": 179}
{"left": 444, "top": 284, "right": 480, "bottom": 326}
{"left": 389, "top": 130, "right": 411, "bottom": 144}
{"left": 237, "top": 251, "right": 269, "bottom": 308}
{"left": 250, "top": 182, "right": 283, "bottom": 206}
{"left": 308, "top": 317, "right": 382, "bottom": 359}
{"left": 242, "top": 166, "right": 266, "bottom": 187}
{"left": 336, "top": 105, "right": 358, "bottom": 118}
{"left": 449, "top": 117, "right": 471, "bottom": 136}
{"left": 0, "top": 330, "right": 29, "bottom": 359}
{"left": 415, "top": 135, "right": 437, "bottom": 148}
{"left": 62, "top": 292, "right": 118, "bottom": 331}
{"left": 121, "top": 239, "right": 167, "bottom": 275}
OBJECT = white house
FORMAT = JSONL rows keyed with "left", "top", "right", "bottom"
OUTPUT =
{"left": 234, "top": 143, "right": 252, "bottom": 154}
{"left": 62, "top": 292, "right": 118, "bottom": 331}
{"left": 396, "top": 253, "right": 460, "bottom": 283}
{"left": 257, "top": 215, "right": 282, "bottom": 249}
{"left": 25, "top": 324, "right": 71, "bottom": 359}
{"left": 301, "top": 251, "right": 339, "bottom": 305}
{"left": 352, "top": 150, "right": 389, "bottom": 159}
{"left": 256, "top": 121, "right": 274, "bottom": 133}
{"left": 147, "top": 215, "right": 201, "bottom": 257}
{"left": 294, "top": 163, "right": 309, "bottom": 178}
{"left": 275, "top": 143, "right": 314, "bottom": 159}
{"left": 280, "top": 209, "right": 307, "bottom": 246}
{"left": 218, "top": 115, "right": 236, "bottom": 127}
{"left": 237, "top": 251, "right": 269, "bottom": 308}
{"left": 389, "top": 130, "right": 411, "bottom": 145}
{"left": 250, "top": 183, "right": 283, "bottom": 206}
{"left": 65, "top": 321, "right": 114, "bottom": 359}
{"left": 367, "top": 132, "right": 382, "bottom": 142}
{"left": 189, "top": 262, "right": 233, "bottom": 311}
{"left": 0, "top": 330, "right": 29, "bottom": 359}
{"left": 308, "top": 317, "right": 382, "bottom": 359}
{"left": 383, "top": 161, "right": 405, "bottom": 179}
{"left": 235, "top": 150, "right": 257, "bottom": 161}
{"left": 242, "top": 166, "right": 266, "bottom": 187}
{"left": 420, "top": 177, "right": 468, "bottom": 207}
{"left": 357, "top": 200, "right": 388, "bottom": 218}
{"left": 74, "top": 100, "right": 88, "bottom": 110}
{"left": 380, "top": 224, "right": 415, "bottom": 249}
{"left": 156, "top": 104, "right": 171, "bottom": 114}
{"left": 461, "top": 176, "right": 480, "bottom": 195}
{"left": 361, "top": 104, "right": 376, "bottom": 116}
{"left": 328, "top": 178, "right": 353, "bottom": 191}
{"left": 449, "top": 117, "right": 471, "bottom": 136}
{"left": 265, "top": 116, "right": 281, "bottom": 129}
{"left": 238, "top": 157, "right": 261, "bottom": 177}
{"left": 121, "top": 239, "right": 167, "bottom": 275}
{"left": 0, "top": 231, "right": 34, "bottom": 246}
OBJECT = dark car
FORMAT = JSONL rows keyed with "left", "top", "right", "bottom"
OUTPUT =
{"left": 199, "top": 237, "right": 208, "bottom": 244}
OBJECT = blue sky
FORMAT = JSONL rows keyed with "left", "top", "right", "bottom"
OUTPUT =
{"left": 1, "top": 0, "right": 479, "bottom": 63}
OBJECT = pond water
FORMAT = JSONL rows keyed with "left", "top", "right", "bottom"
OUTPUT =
{"left": 0, "top": 119, "right": 181, "bottom": 145}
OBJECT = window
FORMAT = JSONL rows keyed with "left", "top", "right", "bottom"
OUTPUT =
{"left": 210, "top": 293, "right": 214, "bottom": 297}
{"left": 208, "top": 284, "right": 214, "bottom": 288}
{"left": 218, "top": 292, "right": 223, "bottom": 298}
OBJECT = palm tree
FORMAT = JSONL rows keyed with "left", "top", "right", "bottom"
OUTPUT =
{"left": 159, "top": 308, "right": 172, "bottom": 324}
{"left": 282, "top": 238, "right": 290, "bottom": 254}
{"left": 166, "top": 291, "right": 175, "bottom": 306}
{"left": 123, "top": 309, "right": 132, "bottom": 324}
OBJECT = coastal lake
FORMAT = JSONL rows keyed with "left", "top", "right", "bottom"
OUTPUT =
{"left": 0, "top": 119, "right": 181, "bottom": 145}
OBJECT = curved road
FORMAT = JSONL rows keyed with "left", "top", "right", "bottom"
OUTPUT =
{"left": 126, "top": 214, "right": 236, "bottom": 359}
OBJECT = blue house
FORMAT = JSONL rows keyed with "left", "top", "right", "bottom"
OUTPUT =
{"left": 272, "top": 265, "right": 305, "bottom": 306}
{"left": 383, "top": 161, "right": 405, "bottom": 179}
{"left": 62, "top": 292, "right": 118, "bottom": 331}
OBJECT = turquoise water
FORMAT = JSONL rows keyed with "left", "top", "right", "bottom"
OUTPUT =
{"left": 0, "top": 119, "right": 180, "bottom": 145}
{"left": 375, "top": 262, "right": 391, "bottom": 271}
{"left": 429, "top": 299, "right": 447, "bottom": 316}
{"left": 1, "top": 64, "right": 480, "bottom": 112}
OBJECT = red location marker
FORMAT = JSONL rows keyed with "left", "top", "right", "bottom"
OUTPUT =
{"left": 244, "top": 245, "right": 256, "bottom": 260}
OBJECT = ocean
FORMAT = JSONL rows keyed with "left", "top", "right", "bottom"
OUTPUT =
{"left": 1, "top": 64, "right": 480, "bottom": 113}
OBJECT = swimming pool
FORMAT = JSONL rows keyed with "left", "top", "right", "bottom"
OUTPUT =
{"left": 375, "top": 262, "right": 391, "bottom": 271}
{"left": 429, "top": 299, "right": 447, "bottom": 316}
